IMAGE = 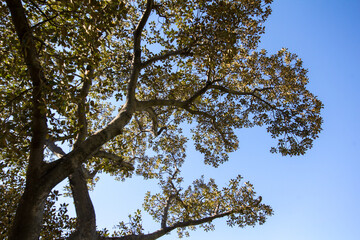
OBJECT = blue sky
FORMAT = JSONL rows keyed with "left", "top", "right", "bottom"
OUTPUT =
{"left": 60, "top": 1, "right": 360, "bottom": 239}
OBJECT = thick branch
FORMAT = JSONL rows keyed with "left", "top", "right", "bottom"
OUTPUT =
{"left": 7, "top": 1, "right": 49, "bottom": 238}
{"left": 137, "top": 80, "right": 221, "bottom": 110}
{"left": 41, "top": 102, "right": 134, "bottom": 193}
{"left": 161, "top": 195, "right": 174, "bottom": 229}
{"left": 141, "top": 49, "right": 190, "bottom": 69}
{"left": 6, "top": 0, "right": 48, "bottom": 176}
{"left": 140, "top": 99, "right": 222, "bottom": 141}
{"left": 183, "top": 106, "right": 214, "bottom": 121}
{"left": 74, "top": 66, "right": 93, "bottom": 147}
{"left": 184, "top": 79, "right": 222, "bottom": 105}
{"left": 128, "top": 0, "right": 153, "bottom": 100}
{"left": 171, "top": 211, "right": 233, "bottom": 230}
{"left": 95, "top": 151, "right": 134, "bottom": 171}
{"left": 101, "top": 211, "right": 233, "bottom": 240}
{"left": 133, "top": 0, "right": 153, "bottom": 63}
{"left": 67, "top": 166, "right": 97, "bottom": 240}
{"left": 45, "top": 139, "right": 134, "bottom": 172}
{"left": 6, "top": 0, "right": 51, "bottom": 234}
{"left": 138, "top": 97, "right": 230, "bottom": 146}
{"left": 210, "top": 85, "right": 276, "bottom": 110}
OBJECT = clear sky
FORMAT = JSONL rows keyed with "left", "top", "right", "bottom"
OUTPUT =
{"left": 60, "top": 1, "right": 360, "bottom": 239}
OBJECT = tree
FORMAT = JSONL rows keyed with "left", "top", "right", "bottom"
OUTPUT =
{"left": 0, "top": 0, "right": 323, "bottom": 239}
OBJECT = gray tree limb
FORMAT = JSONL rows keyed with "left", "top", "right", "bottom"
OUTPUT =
{"left": 100, "top": 211, "right": 234, "bottom": 240}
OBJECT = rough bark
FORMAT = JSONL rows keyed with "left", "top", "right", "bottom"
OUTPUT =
{"left": 9, "top": 186, "right": 47, "bottom": 240}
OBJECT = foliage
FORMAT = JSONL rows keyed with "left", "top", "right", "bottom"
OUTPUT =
{"left": 143, "top": 174, "right": 272, "bottom": 238}
{"left": 113, "top": 209, "right": 145, "bottom": 237}
{"left": 0, "top": 0, "right": 322, "bottom": 239}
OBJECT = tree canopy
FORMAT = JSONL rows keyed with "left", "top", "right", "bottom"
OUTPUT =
{"left": 0, "top": 0, "right": 322, "bottom": 239}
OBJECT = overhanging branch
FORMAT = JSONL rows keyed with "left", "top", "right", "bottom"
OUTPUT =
{"left": 141, "top": 48, "right": 191, "bottom": 69}
{"left": 100, "top": 211, "right": 234, "bottom": 240}
{"left": 210, "top": 85, "right": 276, "bottom": 110}
{"left": 95, "top": 151, "right": 134, "bottom": 171}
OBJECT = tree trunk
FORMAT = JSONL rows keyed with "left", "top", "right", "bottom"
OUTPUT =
{"left": 68, "top": 167, "right": 97, "bottom": 240}
{"left": 9, "top": 184, "right": 47, "bottom": 240}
